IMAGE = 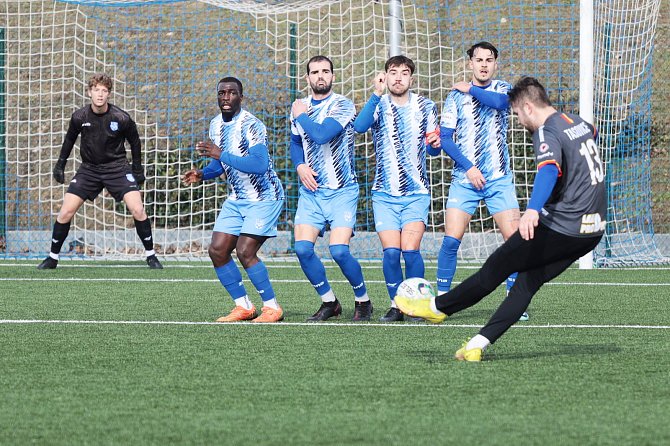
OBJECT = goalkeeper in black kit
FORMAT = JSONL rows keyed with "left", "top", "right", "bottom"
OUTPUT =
{"left": 37, "top": 73, "right": 162, "bottom": 270}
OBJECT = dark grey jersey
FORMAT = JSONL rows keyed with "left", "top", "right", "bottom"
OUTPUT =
{"left": 532, "top": 112, "right": 606, "bottom": 237}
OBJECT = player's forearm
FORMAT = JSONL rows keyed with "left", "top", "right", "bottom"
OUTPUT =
{"left": 57, "top": 123, "right": 79, "bottom": 161}
{"left": 219, "top": 144, "right": 269, "bottom": 175}
{"left": 439, "top": 126, "right": 474, "bottom": 170}
{"left": 290, "top": 135, "right": 305, "bottom": 168}
{"left": 528, "top": 164, "right": 559, "bottom": 211}
{"left": 295, "top": 115, "right": 343, "bottom": 145}
{"left": 201, "top": 158, "right": 225, "bottom": 180}
{"left": 353, "top": 94, "right": 380, "bottom": 133}
{"left": 469, "top": 85, "right": 509, "bottom": 110}
{"left": 127, "top": 122, "right": 143, "bottom": 165}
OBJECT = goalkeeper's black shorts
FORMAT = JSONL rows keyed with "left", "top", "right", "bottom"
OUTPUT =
{"left": 66, "top": 161, "right": 140, "bottom": 202}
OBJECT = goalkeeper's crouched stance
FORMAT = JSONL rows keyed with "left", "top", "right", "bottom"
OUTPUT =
{"left": 395, "top": 77, "right": 606, "bottom": 361}
{"left": 38, "top": 73, "right": 162, "bottom": 270}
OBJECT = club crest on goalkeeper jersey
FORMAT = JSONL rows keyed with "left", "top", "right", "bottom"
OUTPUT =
{"left": 290, "top": 93, "right": 357, "bottom": 190}
{"left": 441, "top": 79, "right": 512, "bottom": 184}
{"left": 370, "top": 92, "right": 438, "bottom": 196}
{"left": 208, "top": 109, "right": 284, "bottom": 201}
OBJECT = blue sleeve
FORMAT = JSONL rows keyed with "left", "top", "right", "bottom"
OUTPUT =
{"left": 528, "top": 164, "right": 559, "bottom": 211}
{"left": 290, "top": 133, "right": 305, "bottom": 168}
{"left": 295, "top": 115, "right": 344, "bottom": 145}
{"left": 218, "top": 144, "right": 269, "bottom": 175}
{"left": 426, "top": 143, "right": 440, "bottom": 156}
{"left": 353, "top": 94, "right": 381, "bottom": 133}
{"left": 439, "top": 126, "right": 474, "bottom": 170}
{"left": 469, "top": 85, "right": 510, "bottom": 110}
{"left": 201, "top": 158, "right": 225, "bottom": 181}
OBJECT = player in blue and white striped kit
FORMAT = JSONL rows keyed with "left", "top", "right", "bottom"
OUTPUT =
{"left": 182, "top": 77, "right": 285, "bottom": 323}
{"left": 427, "top": 42, "right": 526, "bottom": 320}
{"left": 290, "top": 55, "right": 371, "bottom": 322}
{"left": 354, "top": 55, "right": 439, "bottom": 322}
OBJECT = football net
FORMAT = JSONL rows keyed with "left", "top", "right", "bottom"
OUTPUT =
{"left": 0, "top": 0, "right": 665, "bottom": 266}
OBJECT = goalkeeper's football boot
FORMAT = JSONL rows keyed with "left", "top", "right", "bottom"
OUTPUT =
{"left": 394, "top": 295, "right": 446, "bottom": 324}
{"left": 216, "top": 305, "right": 257, "bottom": 322}
{"left": 519, "top": 312, "right": 529, "bottom": 321}
{"left": 37, "top": 257, "right": 58, "bottom": 270}
{"left": 146, "top": 255, "right": 164, "bottom": 269}
{"left": 352, "top": 300, "right": 373, "bottom": 322}
{"left": 252, "top": 306, "right": 284, "bottom": 323}
{"left": 454, "top": 340, "right": 483, "bottom": 362}
{"left": 306, "top": 300, "right": 342, "bottom": 322}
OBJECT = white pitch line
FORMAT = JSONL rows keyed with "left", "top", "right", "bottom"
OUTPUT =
{"left": 0, "top": 319, "right": 668, "bottom": 329}
{"left": 1, "top": 277, "right": 669, "bottom": 287}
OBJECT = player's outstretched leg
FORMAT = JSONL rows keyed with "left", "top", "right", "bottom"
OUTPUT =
{"left": 505, "top": 272, "right": 528, "bottom": 321}
{"left": 295, "top": 240, "right": 341, "bottom": 322}
{"left": 134, "top": 218, "right": 163, "bottom": 269}
{"left": 37, "top": 221, "right": 72, "bottom": 270}
{"left": 379, "top": 247, "right": 405, "bottom": 322}
{"left": 394, "top": 291, "right": 447, "bottom": 324}
{"left": 329, "top": 244, "right": 372, "bottom": 321}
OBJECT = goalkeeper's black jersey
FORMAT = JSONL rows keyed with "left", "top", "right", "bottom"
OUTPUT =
{"left": 59, "top": 103, "right": 141, "bottom": 167}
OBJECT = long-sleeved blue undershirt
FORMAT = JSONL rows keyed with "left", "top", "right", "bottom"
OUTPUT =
{"left": 290, "top": 133, "right": 305, "bottom": 167}
{"left": 201, "top": 143, "right": 269, "bottom": 180}
{"left": 295, "top": 114, "right": 344, "bottom": 145}
{"left": 469, "top": 84, "right": 510, "bottom": 110}
{"left": 426, "top": 126, "right": 474, "bottom": 171}
{"left": 527, "top": 163, "right": 559, "bottom": 211}
{"left": 353, "top": 94, "right": 380, "bottom": 133}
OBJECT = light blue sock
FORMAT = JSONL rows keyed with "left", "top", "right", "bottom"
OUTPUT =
{"left": 402, "top": 249, "right": 424, "bottom": 279}
{"left": 382, "top": 247, "right": 403, "bottom": 300}
{"left": 330, "top": 244, "right": 367, "bottom": 298}
{"left": 436, "top": 236, "right": 461, "bottom": 293}
{"left": 245, "top": 261, "right": 275, "bottom": 302}
{"left": 214, "top": 258, "right": 247, "bottom": 301}
{"left": 295, "top": 240, "right": 331, "bottom": 296}
{"left": 506, "top": 271, "right": 518, "bottom": 296}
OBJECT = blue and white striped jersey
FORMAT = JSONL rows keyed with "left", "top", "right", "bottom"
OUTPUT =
{"left": 290, "top": 93, "right": 357, "bottom": 189}
{"left": 370, "top": 93, "right": 438, "bottom": 196}
{"left": 441, "top": 79, "right": 512, "bottom": 184}
{"left": 208, "top": 109, "right": 284, "bottom": 201}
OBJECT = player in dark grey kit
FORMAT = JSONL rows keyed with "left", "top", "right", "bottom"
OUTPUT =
{"left": 37, "top": 73, "right": 162, "bottom": 270}
{"left": 395, "top": 76, "right": 606, "bottom": 361}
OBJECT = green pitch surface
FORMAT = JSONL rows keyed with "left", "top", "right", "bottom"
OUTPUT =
{"left": 1, "top": 260, "right": 669, "bottom": 445}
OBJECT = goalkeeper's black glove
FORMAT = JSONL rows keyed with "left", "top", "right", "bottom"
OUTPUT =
{"left": 53, "top": 158, "right": 67, "bottom": 184}
{"left": 132, "top": 163, "right": 146, "bottom": 186}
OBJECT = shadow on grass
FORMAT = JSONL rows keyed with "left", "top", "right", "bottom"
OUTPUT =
{"left": 405, "top": 343, "right": 622, "bottom": 363}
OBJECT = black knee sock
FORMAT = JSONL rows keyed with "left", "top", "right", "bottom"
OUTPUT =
{"left": 134, "top": 218, "right": 154, "bottom": 251}
{"left": 50, "top": 221, "right": 71, "bottom": 255}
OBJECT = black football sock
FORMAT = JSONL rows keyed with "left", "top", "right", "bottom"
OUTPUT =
{"left": 134, "top": 218, "right": 154, "bottom": 252}
{"left": 50, "top": 221, "right": 71, "bottom": 256}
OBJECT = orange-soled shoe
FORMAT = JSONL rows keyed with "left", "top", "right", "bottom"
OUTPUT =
{"left": 215, "top": 305, "right": 257, "bottom": 322}
{"left": 251, "top": 306, "right": 284, "bottom": 323}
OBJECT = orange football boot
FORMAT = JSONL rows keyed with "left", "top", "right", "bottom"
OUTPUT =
{"left": 215, "top": 305, "right": 257, "bottom": 322}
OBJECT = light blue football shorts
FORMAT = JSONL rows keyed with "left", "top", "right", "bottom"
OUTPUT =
{"left": 213, "top": 198, "right": 284, "bottom": 237}
{"left": 294, "top": 183, "right": 359, "bottom": 233}
{"left": 372, "top": 191, "right": 430, "bottom": 232}
{"left": 447, "top": 175, "right": 519, "bottom": 215}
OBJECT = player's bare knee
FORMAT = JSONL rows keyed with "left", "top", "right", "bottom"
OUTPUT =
{"left": 235, "top": 247, "right": 258, "bottom": 267}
